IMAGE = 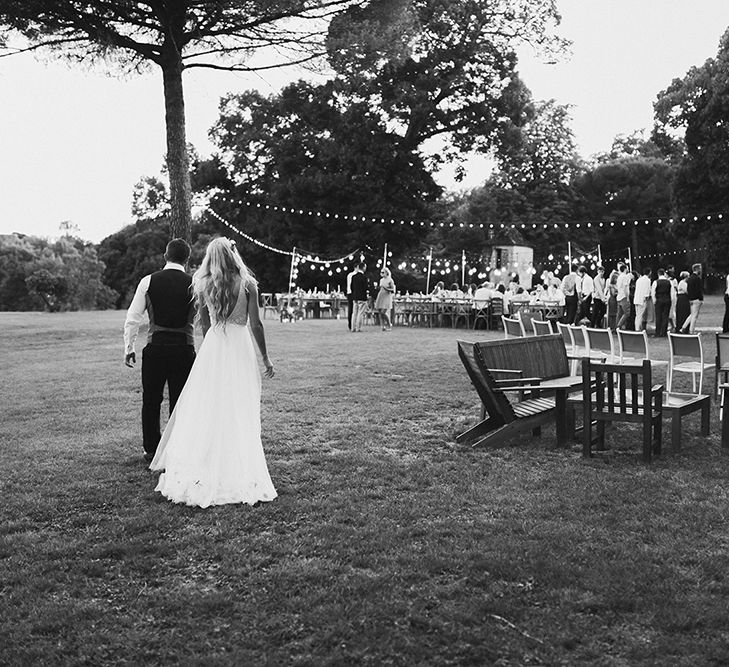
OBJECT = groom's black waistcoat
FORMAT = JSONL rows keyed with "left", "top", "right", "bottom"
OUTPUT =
{"left": 146, "top": 269, "right": 195, "bottom": 346}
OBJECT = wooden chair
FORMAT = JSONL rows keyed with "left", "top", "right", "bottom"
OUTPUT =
{"left": 488, "top": 297, "right": 504, "bottom": 330}
{"left": 668, "top": 333, "right": 715, "bottom": 394}
{"left": 452, "top": 299, "right": 472, "bottom": 329}
{"left": 541, "top": 300, "right": 564, "bottom": 326}
{"left": 581, "top": 359, "right": 663, "bottom": 462}
{"left": 532, "top": 319, "right": 554, "bottom": 336}
{"left": 472, "top": 300, "right": 490, "bottom": 330}
{"left": 456, "top": 340, "right": 557, "bottom": 448}
{"left": 502, "top": 315, "right": 525, "bottom": 338}
{"left": 714, "top": 333, "right": 729, "bottom": 398}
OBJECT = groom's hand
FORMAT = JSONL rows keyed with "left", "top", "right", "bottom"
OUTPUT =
{"left": 125, "top": 352, "right": 136, "bottom": 368}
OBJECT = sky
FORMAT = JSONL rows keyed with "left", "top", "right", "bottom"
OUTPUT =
{"left": 1, "top": 0, "right": 728, "bottom": 244}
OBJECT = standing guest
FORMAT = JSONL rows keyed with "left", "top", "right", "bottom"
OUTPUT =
{"left": 576, "top": 266, "right": 593, "bottom": 324}
{"left": 723, "top": 272, "right": 729, "bottom": 333}
{"left": 374, "top": 267, "right": 396, "bottom": 331}
{"left": 606, "top": 269, "right": 619, "bottom": 330}
{"left": 633, "top": 267, "right": 652, "bottom": 332}
{"left": 150, "top": 237, "right": 276, "bottom": 508}
{"left": 590, "top": 266, "right": 608, "bottom": 328}
{"left": 561, "top": 266, "right": 579, "bottom": 324}
{"left": 675, "top": 271, "right": 691, "bottom": 332}
{"left": 124, "top": 239, "right": 196, "bottom": 463}
{"left": 681, "top": 263, "right": 704, "bottom": 334}
{"left": 667, "top": 265, "right": 678, "bottom": 333}
{"left": 615, "top": 263, "right": 632, "bottom": 330}
{"left": 350, "top": 263, "right": 369, "bottom": 332}
{"left": 345, "top": 265, "right": 358, "bottom": 331}
{"left": 652, "top": 268, "right": 673, "bottom": 337}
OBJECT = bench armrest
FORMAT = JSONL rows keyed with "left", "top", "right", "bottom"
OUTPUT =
{"left": 496, "top": 377, "right": 543, "bottom": 389}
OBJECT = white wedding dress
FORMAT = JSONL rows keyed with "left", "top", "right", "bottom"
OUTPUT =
{"left": 150, "top": 282, "right": 277, "bottom": 508}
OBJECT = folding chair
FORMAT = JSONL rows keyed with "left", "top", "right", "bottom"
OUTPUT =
{"left": 714, "top": 333, "right": 729, "bottom": 398}
{"left": 532, "top": 320, "right": 554, "bottom": 336}
{"left": 667, "top": 333, "right": 715, "bottom": 394}
{"left": 502, "top": 315, "right": 525, "bottom": 339}
{"left": 583, "top": 327, "right": 617, "bottom": 363}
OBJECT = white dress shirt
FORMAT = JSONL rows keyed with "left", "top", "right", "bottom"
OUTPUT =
{"left": 123, "top": 262, "right": 187, "bottom": 356}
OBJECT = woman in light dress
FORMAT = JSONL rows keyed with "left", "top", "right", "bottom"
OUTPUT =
{"left": 374, "top": 267, "right": 396, "bottom": 331}
{"left": 150, "top": 237, "right": 277, "bottom": 508}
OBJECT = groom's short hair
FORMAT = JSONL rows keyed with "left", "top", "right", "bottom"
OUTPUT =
{"left": 165, "top": 238, "right": 191, "bottom": 264}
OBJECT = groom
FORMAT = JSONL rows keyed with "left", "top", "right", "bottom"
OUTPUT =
{"left": 123, "top": 238, "right": 196, "bottom": 462}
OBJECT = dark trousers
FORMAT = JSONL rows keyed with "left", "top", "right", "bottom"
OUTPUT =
{"left": 590, "top": 299, "right": 607, "bottom": 328}
{"left": 576, "top": 295, "right": 592, "bottom": 324}
{"left": 654, "top": 299, "right": 671, "bottom": 337}
{"left": 723, "top": 295, "right": 729, "bottom": 333}
{"left": 141, "top": 344, "right": 195, "bottom": 455}
{"left": 347, "top": 294, "right": 354, "bottom": 330}
{"left": 564, "top": 294, "right": 578, "bottom": 324}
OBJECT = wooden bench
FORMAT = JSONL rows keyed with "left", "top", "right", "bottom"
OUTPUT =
{"left": 456, "top": 340, "right": 557, "bottom": 448}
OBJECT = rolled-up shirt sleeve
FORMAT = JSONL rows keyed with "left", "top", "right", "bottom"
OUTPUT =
{"left": 123, "top": 275, "right": 151, "bottom": 355}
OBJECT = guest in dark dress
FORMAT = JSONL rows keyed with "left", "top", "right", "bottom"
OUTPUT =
{"left": 675, "top": 271, "right": 690, "bottom": 333}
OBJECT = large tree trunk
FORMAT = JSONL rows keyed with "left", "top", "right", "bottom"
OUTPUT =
{"left": 161, "top": 53, "right": 192, "bottom": 242}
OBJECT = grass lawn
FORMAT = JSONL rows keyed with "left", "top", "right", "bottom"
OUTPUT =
{"left": 1, "top": 298, "right": 729, "bottom": 665}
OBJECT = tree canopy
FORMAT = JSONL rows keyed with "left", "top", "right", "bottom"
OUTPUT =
{"left": 0, "top": 0, "right": 370, "bottom": 240}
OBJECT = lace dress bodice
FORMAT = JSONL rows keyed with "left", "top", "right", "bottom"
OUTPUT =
{"left": 206, "top": 281, "right": 249, "bottom": 328}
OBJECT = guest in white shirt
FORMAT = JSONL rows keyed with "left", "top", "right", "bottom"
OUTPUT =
{"left": 633, "top": 267, "right": 652, "bottom": 331}
{"left": 575, "top": 266, "right": 593, "bottom": 324}
{"left": 615, "top": 263, "right": 632, "bottom": 329}
{"left": 473, "top": 282, "right": 493, "bottom": 307}
{"left": 590, "top": 266, "right": 607, "bottom": 327}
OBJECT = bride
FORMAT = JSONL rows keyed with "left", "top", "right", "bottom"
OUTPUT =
{"left": 150, "top": 237, "right": 277, "bottom": 508}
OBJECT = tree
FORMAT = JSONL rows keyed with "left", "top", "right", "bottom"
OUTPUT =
{"left": 25, "top": 268, "right": 68, "bottom": 312}
{"left": 653, "top": 27, "right": 729, "bottom": 274}
{"left": 0, "top": 0, "right": 369, "bottom": 240}
{"left": 203, "top": 79, "right": 439, "bottom": 290}
{"left": 326, "top": 0, "right": 567, "bottom": 177}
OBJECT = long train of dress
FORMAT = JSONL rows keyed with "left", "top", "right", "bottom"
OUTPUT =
{"left": 150, "top": 289, "right": 277, "bottom": 508}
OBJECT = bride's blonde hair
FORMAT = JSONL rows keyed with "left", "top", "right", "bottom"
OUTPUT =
{"left": 192, "top": 237, "right": 257, "bottom": 323}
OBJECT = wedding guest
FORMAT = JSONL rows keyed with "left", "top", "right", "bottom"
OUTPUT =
{"left": 615, "top": 263, "right": 632, "bottom": 330}
{"left": 124, "top": 238, "right": 196, "bottom": 463}
{"left": 561, "top": 266, "right": 579, "bottom": 324}
{"left": 575, "top": 266, "right": 593, "bottom": 324}
{"left": 350, "top": 263, "right": 369, "bottom": 332}
{"left": 681, "top": 263, "right": 704, "bottom": 334}
{"left": 606, "top": 269, "right": 619, "bottom": 330}
{"left": 150, "top": 237, "right": 276, "bottom": 508}
{"left": 345, "top": 265, "right": 358, "bottom": 330}
{"left": 448, "top": 282, "right": 464, "bottom": 299}
{"left": 652, "top": 268, "right": 673, "bottom": 337}
{"left": 545, "top": 279, "right": 566, "bottom": 307}
{"left": 633, "top": 267, "right": 652, "bottom": 332}
{"left": 675, "top": 271, "right": 691, "bottom": 332}
{"left": 590, "top": 266, "right": 607, "bottom": 327}
{"left": 430, "top": 281, "right": 445, "bottom": 299}
{"left": 473, "top": 281, "right": 493, "bottom": 306}
{"left": 374, "top": 267, "right": 396, "bottom": 331}
{"left": 667, "top": 265, "right": 678, "bottom": 333}
{"left": 723, "top": 272, "right": 729, "bottom": 333}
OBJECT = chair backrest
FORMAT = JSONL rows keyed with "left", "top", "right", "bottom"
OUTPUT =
{"left": 489, "top": 297, "right": 503, "bottom": 319}
{"left": 669, "top": 332, "right": 702, "bottom": 361}
{"left": 582, "top": 359, "right": 655, "bottom": 417}
{"left": 716, "top": 333, "right": 729, "bottom": 368}
{"left": 541, "top": 300, "right": 563, "bottom": 321}
{"left": 475, "top": 334, "right": 571, "bottom": 382}
{"left": 502, "top": 315, "right": 525, "bottom": 338}
{"left": 519, "top": 310, "right": 544, "bottom": 335}
{"left": 584, "top": 327, "right": 615, "bottom": 360}
{"left": 556, "top": 321, "right": 574, "bottom": 350}
{"left": 532, "top": 319, "right": 554, "bottom": 336}
{"left": 569, "top": 324, "right": 587, "bottom": 348}
{"left": 457, "top": 341, "right": 516, "bottom": 422}
{"left": 617, "top": 329, "right": 649, "bottom": 362}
